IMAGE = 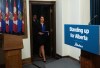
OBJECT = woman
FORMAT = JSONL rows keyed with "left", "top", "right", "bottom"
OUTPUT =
{"left": 37, "top": 16, "right": 49, "bottom": 62}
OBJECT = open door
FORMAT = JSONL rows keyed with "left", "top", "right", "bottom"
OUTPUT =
{"left": 29, "top": 1, "right": 56, "bottom": 62}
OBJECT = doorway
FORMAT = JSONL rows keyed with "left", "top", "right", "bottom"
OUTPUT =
{"left": 29, "top": 1, "right": 56, "bottom": 62}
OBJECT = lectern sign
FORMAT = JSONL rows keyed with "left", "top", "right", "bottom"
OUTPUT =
{"left": 64, "top": 24, "right": 100, "bottom": 55}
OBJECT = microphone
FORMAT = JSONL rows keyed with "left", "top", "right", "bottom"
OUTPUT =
{"left": 88, "top": 15, "right": 98, "bottom": 25}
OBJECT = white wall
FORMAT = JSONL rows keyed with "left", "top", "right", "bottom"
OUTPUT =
{"left": 56, "top": 0, "right": 63, "bottom": 55}
{"left": 80, "top": 0, "right": 90, "bottom": 25}
{"left": 22, "top": 0, "right": 31, "bottom": 59}
{"left": 56, "top": 0, "right": 90, "bottom": 60}
{"left": 62, "top": 0, "right": 70, "bottom": 56}
{"left": 65, "top": 0, "right": 81, "bottom": 60}
{"left": 56, "top": 0, "right": 81, "bottom": 59}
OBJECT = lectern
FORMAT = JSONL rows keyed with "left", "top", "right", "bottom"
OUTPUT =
{"left": 0, "top": 34, "right": 23, "bottom": 68}
{"left": 81, "top": 50, "right": 100, "bottom": 68}
{"left": 64, "top": 25, "right": 100, "bottom": 68}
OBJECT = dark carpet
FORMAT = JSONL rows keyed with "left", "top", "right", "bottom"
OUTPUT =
{"left": 23, "top": 58, "right": 80, "bottom": 68}
{"left": 46, "top": 58, "right": 80, "bottom": 68}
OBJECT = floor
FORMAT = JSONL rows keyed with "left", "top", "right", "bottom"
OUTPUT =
{"left": 23, "top": 57, "right": 80, "bottom": 68}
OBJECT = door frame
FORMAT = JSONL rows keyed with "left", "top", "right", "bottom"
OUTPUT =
{"left": 29, "top": 1, "right": 56, "bottom": 61}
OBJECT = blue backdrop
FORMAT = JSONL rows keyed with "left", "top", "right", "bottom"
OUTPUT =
{"left": 64, "top": 24, "right": 100, "bottom": 55}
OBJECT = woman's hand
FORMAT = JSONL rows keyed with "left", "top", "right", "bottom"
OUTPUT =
{"left": 38, "top": 32, "right": 44, "bottom": 35}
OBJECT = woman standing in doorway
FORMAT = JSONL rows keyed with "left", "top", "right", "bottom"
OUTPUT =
{"left": 37, "top": 16, "right": 49, "bottom": 62}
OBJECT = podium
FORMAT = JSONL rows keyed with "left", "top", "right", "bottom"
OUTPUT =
{"left": 81, "top": 50, "right": 100, "bottom": 68}
{"left": 64, "top": 25, "right": 100, "bottom": 68}
{"left": 0, "top": 34, "right": 23, "bottom": 68}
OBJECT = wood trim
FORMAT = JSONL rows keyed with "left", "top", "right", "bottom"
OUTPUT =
{"left": 22, "top": 0, "right": 28, "bottom": 38}
{"left": 29, "top": 2, "right": 34, "bottom": 61}
{"left": 29, "top": 1, "right": 56, "bottom": 62}
{"left": 29, "top": 1, "right": 55, "bottom": 5}
{"left": 22, "top": 58, "right": 32, "bottom": 65}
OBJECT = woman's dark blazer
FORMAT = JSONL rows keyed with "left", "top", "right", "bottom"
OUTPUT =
{"left": 37, "top": 22, "right": 49, "bottom": 45}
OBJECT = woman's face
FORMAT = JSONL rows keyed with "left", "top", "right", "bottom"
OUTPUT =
{"left": 40, "top": 16, "right": 44, "bottom": 23}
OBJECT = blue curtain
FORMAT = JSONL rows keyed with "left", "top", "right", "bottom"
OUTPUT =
{"left": 90, "top": 0, "right": 100, "bottom": 25}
